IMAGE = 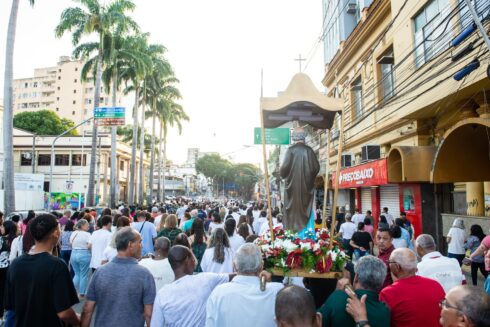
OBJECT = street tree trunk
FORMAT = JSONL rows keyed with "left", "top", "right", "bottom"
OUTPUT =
{"left": 110, "top": 73, "right": 117, "bottom": 208}
{"left": 147, "top": 102, "right": 156, "bottom": 205}
{"left": 138, "top": 98, "right": 145, "bottom": 205}
{"left": 157, "top": 124, "right": 163, "bottom": 202}
{"left": 2, "top": 0, "right": 19, "bottom": 214}
{"left": 128, "top": 87, "right": 139, "bottom": 205}
{"left": 87, "top": 49, "right": 103, "bottom": 207}
{"left": 162, "top": 130, "right": 167, "bottom": 201}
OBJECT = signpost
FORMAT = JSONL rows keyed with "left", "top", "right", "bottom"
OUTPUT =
{"left": 253, "top": 127, "right": 290, "bottom": 145}
{"left": 94, "top": 107, "right": 125, "bottom": 126}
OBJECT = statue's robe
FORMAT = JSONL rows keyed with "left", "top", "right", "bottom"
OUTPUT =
{"left": 279, "top": 142, "right": 320, "bottom": 232}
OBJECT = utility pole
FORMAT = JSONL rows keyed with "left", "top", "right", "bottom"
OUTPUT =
{"left": 31, "top": 133, "right": 36, "bottom": 174}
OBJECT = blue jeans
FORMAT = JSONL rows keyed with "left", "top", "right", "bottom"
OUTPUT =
{"left": 71, "top": 249, "right": 91, "bottom": 295}
{"left": 353, "top": 249, "right": 368, "bottom": 260}
{"left": 60, "top": 249, "right": 74, "bottom": 278}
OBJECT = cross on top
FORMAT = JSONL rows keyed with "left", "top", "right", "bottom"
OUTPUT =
{"left": 294, "top": 54, "right": 306, "bottom": 72}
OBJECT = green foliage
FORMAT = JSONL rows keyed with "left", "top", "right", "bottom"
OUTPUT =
{"left": 116, "top": 125, "right": 152, "bottom": 153}
{"left": 13, "top": 110, "right": 78, "bottom": 135}
{"left": 196, "top": 154, "right": 259, "bottom": 198}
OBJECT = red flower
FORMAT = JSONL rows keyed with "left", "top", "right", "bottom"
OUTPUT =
{"left": 286, "top": 251, "right": 303, "bottom": 269}
{"left": 315, "top": 254, "right": 333, "bottom": 273}
{"left": 319, "top": 231, "right": 330, "bottom": 240}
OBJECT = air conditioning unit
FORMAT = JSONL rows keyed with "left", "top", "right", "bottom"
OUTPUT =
{"left": 341, "top": 154, "right": 353, "bottom": 168}
{"left": 361, "top": 145, "right": 381, "bottom": 162}
{"left": 347, "top": 3, "right": 358, "bottom": 14}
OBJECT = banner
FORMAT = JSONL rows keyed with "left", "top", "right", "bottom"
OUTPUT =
{"left": 44, "top": 192, "right": 85, "bottom": 210}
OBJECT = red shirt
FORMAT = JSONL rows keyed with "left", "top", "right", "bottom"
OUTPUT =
{"left": 380, "top": 275, "right": 445, "bottom": 327}
{"left": 378, "top": 245, "right": 395, "bottom": 288}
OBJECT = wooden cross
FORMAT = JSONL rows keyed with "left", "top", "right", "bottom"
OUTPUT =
{"left": 294, "top": 54, "right": 306, "bottom": 72}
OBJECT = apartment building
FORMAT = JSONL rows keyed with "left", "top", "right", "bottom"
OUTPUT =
{"left": 12, "top": 56, "right": 122, "bottom": 133}
{"left": 322, "top": 0, "right": 490, "bottom": 243}
{"left": 13, "top": 128, "right": 149, "bottom": 207}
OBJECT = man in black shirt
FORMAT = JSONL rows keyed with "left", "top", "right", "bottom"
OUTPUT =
{"left": 5, "top": 214, "right": 80, "bottom": 326}
{"left": 350, "top": 222, "right": 374, "bottom": 261}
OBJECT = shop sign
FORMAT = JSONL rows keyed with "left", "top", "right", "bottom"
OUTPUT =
{"left": 334, "top": 159, "right": 388, "bottom": 188}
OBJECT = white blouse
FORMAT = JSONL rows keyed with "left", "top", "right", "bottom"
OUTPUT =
{"left": 70, "top": 230, "right": 91, "bottom": 250}
{"left": 200, "top": 247, "right": 234, "bottom": 273}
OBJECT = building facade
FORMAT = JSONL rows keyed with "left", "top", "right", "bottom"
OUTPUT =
{"left": 13, "top": 128, "right": 149, "bottom": 208}
{"left": 322, "top": 0, "right": 490, "bottom": 243}
{"left": 12, "top": 56, "right": 122, "bottom": 133}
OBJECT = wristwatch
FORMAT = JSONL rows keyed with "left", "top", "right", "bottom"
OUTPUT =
{"left": 355, "top": 321, "right": 369, "bottom": 327}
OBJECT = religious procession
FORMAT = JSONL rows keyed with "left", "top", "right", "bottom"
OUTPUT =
{"left": 1, "top": 0, "right": 490, "bottom": 326}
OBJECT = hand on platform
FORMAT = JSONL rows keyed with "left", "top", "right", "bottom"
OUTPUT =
{"left": 259, "top": 270, "right": 272, "bottom": 282}
{"left": 336, "top": 277, "right": 351, "bottom": 290}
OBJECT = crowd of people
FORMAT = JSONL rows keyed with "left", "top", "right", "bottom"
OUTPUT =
{"left": 0, "top": 199, "right": 489, "bottom": 326}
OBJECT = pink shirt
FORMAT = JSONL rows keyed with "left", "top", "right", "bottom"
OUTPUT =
{"left": 482, "top": 235, "right": 490, "bottom": 271}
{"left": 364, "top": 225, "right": 374, "bottom": 239}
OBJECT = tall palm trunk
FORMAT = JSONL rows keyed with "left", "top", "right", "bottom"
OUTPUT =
{"left": 110, "top": 71, "right": 117, "bottom": 208}
{"left": 157, "top": 125, "right": 163, "bottom": 202}
{"left": 162, "top": 126, "right": 167, "bottom": 201}
{"left": 147, "top": 103, "right": 156, "bottom": 205}
{"left": 2, "top": 0, "right": 19, "bottom": 214}
{"left": 87, "top": 49, "right": 103, "bottom": 207}
{"left": 138, "top": 97, "right": 145, "bottom": 205}
{"left": 128, "top": 87, "right": 139, "bottom": 205}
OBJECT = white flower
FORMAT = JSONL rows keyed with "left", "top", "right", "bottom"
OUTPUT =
{"left": 313, "top": 243, "right": 320, "bottom": 252}
{"left": 330, "top": 250, "right": 337, "bottom": 262}
{"left": 261, "top": 244, "right": 271, "bottom": 252}
{"left": 300, "top": 242, "right": 311, "bottom": 250}
{"left": 282, "top": 239, "right": 299, "bottom": 253}
{"left": 273, "top": 239, "right": 283, "bottom": 249}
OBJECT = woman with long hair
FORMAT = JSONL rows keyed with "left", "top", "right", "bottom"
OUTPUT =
{"left": 157, "top": 214, "right": 183, "bottom": 245}
{"left": 237, "top": 215, "right": 253, "bottom": 235}
{"left": 237, "top": 223, "right": 250, "bottom": 241}
{"left": 70, "top": 219, "right": 92, "bottom": 298}
{"left": 60, "top": 220, "right": 75, "bottom": 276}
{"left": 189, "top": 218, "right": 207, "bottom": 273}
{"left": 208, "top": 212, "right": 224, "bottom": 236}
{"left": 157, "top": 214, "right": 168, "bottom": 233}
{"left": 447, "top": 218, "right": 466, "bottom": 266}
{"left": 465, "top": 224, "right": 488, "bottom": 285}
{"left": 200, "top": 228, "right": 234, "bottom": 273}
{"left": 0, "top": 221, "right": 16, "bottom": 322}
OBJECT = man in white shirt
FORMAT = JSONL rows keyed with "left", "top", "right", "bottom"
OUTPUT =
{"left": 382, "top": 207, "right": 394, "bottom": 226}
{"left": 253, "top": 211, "right": 268, "bottom": 235}
{"left": 338, "top": 213, "right": 356, "bottom": 257}
{"left": 206, "top": 243, "right": 282, "bottom": 327}
{"left": 415, "top": 234, "right": 465, "bottom": 293}
{"left": 351, "top": 208, "right": 365, "bottom": 226}
{"left": 151, "top": 246, "right": 232, "bottom": 327}
{"left": 139, "top": 236, "right": 174, "bottom": 291}
{"left": 89, "top": 215, "right": 112, "bottom": 271}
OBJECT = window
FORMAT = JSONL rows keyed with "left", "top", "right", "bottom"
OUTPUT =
{"left": 350, "top": 76, "right": 363, "bottom": 119}
{"left": 56, "top": 108, "right": 59, "bottom": 111}
{"left": 74, "top": 79, "right": 78, "bottom": 83}
{"left": 73, "top": 89, "right": 77, "bottom": 94}
{"left": 33, "top": 82, "right": 38, "bottom": 88}
{"left": 378, "top": 49, "right": 395, "bottom": 101}
{"left": 55, "top": 154, "right": 70, "bottom": 166}
{"left": 20, "top": 154, "right": 32, "bottom": 166}
{"left": 72, "top": 111, "right": 76, "bottom": 115}
{"left": 85, "top": 99, "right": 92, "bottom": 105}
{"left": 75, "top": 67, "right": 78, "bottom": 72}
{"left": 72, "top": 154, "right": 87, "bottom": 166}
{"left": 24, "top": 82, "right": 28, "bottom": 88}
{"left": 73, "top": 100, "right": 76, "bottom": 104}
{"left": 120, "top": 160, "right": 125, "bottom": 171}
{"left": 58, "top": 69, "right": 61, "bottom": 73}
{"left": 57, "top": 97, "right": 60, "bottom": 101}
{"left": 459, "top": 0, "right": 489, "bottom": 29}
{"left": 413, "top": 0, "right": 450, "bottom": 68}
{"left": 38, "top": 154, "right": 51, "bottom": 166}
{"left": 57, "top": 86, "right": 61, "bottom": 91}
{"left": 58, "top": 76, "right": 61, "bottom": 80}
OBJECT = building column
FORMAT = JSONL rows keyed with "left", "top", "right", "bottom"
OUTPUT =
{"left": 484, "top": 182, "right": 490, "bottom": 218}
{"left": 371, "top": 187, "right": 381, "bottom": 230}
{"left": 466, "top": 182, "right": 484, "bottom": 216}
{"left": 355, "top": 188, "right": 361, "bottom": 211}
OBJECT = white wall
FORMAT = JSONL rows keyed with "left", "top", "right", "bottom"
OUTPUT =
{"left": 0, "top": 190, "right": 45, "bottom": 211}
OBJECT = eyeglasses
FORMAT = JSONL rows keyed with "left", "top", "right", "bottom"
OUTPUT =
{"left": 387, "top": 260, "right": 399, "bottom": 265}
{"left": 440, "top": 299, "right": 462, "bottom": 313}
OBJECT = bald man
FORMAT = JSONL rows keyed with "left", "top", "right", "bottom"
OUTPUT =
{"left": 379, "top": 248, "right": 445, "bottom": 327}
{"left": 440, "top": 285, "right": 490, "bottom": 327}
{"left": 279, "top": 127, "right": 320, "bottom": 234}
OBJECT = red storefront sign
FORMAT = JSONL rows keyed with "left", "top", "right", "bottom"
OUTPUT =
{"left": 333, "top": 159, "right": 388, "bottom": 188}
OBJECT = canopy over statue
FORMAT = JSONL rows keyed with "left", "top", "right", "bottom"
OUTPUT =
{"left": 280, "top": 128, "right": 320, "bottom": 231}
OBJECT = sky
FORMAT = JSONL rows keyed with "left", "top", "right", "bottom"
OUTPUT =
{"left": 0, "top": 0, "right": 326, "bottom": 166}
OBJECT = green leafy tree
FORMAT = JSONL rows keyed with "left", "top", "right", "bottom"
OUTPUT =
{"left": 13, "top": 110, "right": 78, "bottom": 136}
{"left": 116, "top": 125, "right": 152, "bottom": 153}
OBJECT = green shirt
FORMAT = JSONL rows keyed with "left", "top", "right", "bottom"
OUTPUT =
{"left": 157, "top": 228, "right": 183, "bottom": 245}
{"left": 318, "top": 289, "right": 390, "bottom": 327}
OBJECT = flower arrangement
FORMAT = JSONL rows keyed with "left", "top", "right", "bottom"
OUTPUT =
{"left": 255, "top": 227, "right": 349, "bottom": 275}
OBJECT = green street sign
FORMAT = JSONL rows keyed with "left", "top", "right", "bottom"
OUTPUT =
{"left": 254, "top": 128, "right": 290, "bottom": 145}
{"left": 94, "top": 107, "right": 125, "bottom": 118}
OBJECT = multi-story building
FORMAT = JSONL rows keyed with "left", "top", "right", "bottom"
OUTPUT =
{"left": 12, "top": 56, "right": 123, "bottom": 133}
{"left": 322, "top": 0, "right": 490, "bottom": 244}
{"left": 13, "top": 128, "right": 149, "bottom": 207}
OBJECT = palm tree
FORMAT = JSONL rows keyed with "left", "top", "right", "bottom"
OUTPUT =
{"left": 144, "top": 56, "right": 173, "bottom": 205}
{"left": 55, "top": 0, "right": 138, "bottom": 207}
{"left": 120, "top": 33, "right": 151, "bottom": 205}
{"left": 157, "top": 94, "right": 188, "bottom": 201}
{"left": 3, "top": 0, "right": 35, "bottom": 214}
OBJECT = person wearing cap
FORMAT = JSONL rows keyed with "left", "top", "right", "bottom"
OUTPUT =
{"left": 151, "top": 207, "right": 159, "bottom": 219}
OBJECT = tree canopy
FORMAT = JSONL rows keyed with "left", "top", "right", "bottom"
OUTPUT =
{"left": 13, "top": 110, "right": 78, "bottom": 136}
{"left": 196, "top": 154, "right": 260, "bottom": 199}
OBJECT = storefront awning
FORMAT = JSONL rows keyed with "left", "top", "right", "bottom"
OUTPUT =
{"left": 260, "top": 73, "right": 343, "bottom": 129}
{"left": 431, "top": 117, "right": 490, "bottom": 183}
{"left": 387, "top": 146, "right": 436, "bottom": 183}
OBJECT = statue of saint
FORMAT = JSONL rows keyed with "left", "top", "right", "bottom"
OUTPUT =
{"left": 280, "top": 127, "right": 320, "bottom": 232}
